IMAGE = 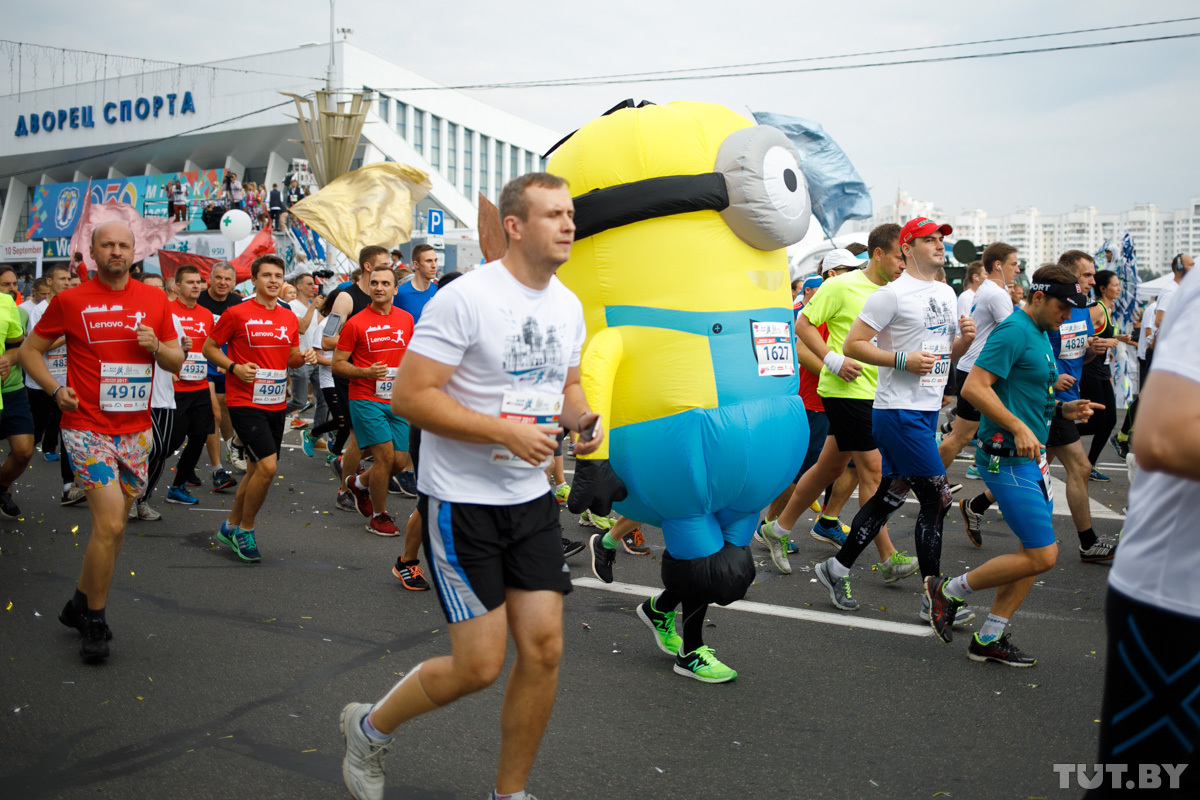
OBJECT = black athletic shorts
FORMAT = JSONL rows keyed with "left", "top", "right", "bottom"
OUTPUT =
{"left": 228, "top": 406, "right": 285, "bottom": 462}
{"left": 420, "top": 491, "right": 572, "bottom": 624}
{"left": 0, "top": 388, "right": 35, "bottom": 438}
{"left": 409, "top": 425, "right": 421, "bottom": 476}
{"left": 953, "top": 369, "right": 981, "bottom": 422}
{"left": 943, "top": 359, "right": 960, "bottom": 397}
{"left": 175, "top": 389, "right": 215, "bottom": 437}
{"left": 821, "top": 396, "right": 876, "bottom": 453}
{"left": 1046, "top": 411, "right": 1080, "bottom": 448}
{"left": 1090, "top": 587, "right": 1200, "bottom": 798}
{"left": 209, "top": 374, "right": 226, "bottom": 395}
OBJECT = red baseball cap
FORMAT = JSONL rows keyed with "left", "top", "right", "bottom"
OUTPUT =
{"left": 899, "top": 217, "right": 953, "bottom": 246}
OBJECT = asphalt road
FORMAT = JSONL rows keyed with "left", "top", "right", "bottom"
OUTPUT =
{"left": 0, "top": 425, "right": 1131, "bottom": 800}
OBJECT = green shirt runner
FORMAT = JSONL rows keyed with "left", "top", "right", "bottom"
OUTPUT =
{"left": 801, "top": 269, "right": 881, "bottom": 400}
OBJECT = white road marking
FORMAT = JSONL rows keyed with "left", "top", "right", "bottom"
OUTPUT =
{"left": 852, "top": 478, "right": 1124, "bottom": 521}
{"left": 571, "top": 577, "right": 933, "bottom": 638}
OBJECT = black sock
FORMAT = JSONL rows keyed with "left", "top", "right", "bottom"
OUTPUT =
{"left": 0, "top": 484, "right": 9, "bottom": 494}
{"left": 680, "top": 600, "right": 708, "bottom": 655}
{"left": 71, "top": 588, "right": 87, "bottom": 611}
{"left": 1078, "top": 527, "right": 1097, "bottom": 549}
{"left": 969, "top": 493, "right": 992, "bottom": 514}
{"left": 654, "top": 590, "right": 682, "bottom": 613}
{"left": 817, "top": 515, "right": 838, "bottom": 529}
{"left": 86, "top": 606, "right": 106, "bottom": 623}
{"left": 823, "top": 484, "right": 833, "bottom": 507}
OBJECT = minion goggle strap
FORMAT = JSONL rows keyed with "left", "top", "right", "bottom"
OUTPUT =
{"left": 1028, "top": 281, "right": 1088, "bottom": 308}
{"left": 569, "top": 124, "right": 811, "bottom": 251}
{"left": 572, "top": 173, "right": 728, "bottom": 242}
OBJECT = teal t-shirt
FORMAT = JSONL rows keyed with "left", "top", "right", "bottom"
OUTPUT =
{"left": 972, "top": 308, "right": 1058, "bottom": 466}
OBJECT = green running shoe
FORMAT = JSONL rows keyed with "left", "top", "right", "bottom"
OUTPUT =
{"left": 554, "top": 483, "right": 571, "bottom": 504}
{"left": 580, "top": 509, "right": 617, "bottom": 531}
{"left": 637, "top": 598, "right": 682, "bottom": 655}
{"left": 877, "top": 550, "right": 919, "bottom": 583}
{"left": 673, "top": 646, "right": 737, "bottom": 684}
{"left": 230, "top": 528, "right": 261, "bottom": 563}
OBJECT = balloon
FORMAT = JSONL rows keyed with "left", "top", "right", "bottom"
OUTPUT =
{"left": 219, "top": 209, "right": 253, "bottom": 242}
{"left": 551, "top": 101, "right": 810, "bottom": 603}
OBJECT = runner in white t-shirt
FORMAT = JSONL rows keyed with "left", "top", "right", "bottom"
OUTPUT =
{"left": 939, "top": 243, "right": 1020, "bottom": 543}
{"left": 339, "top": 174, "right": 601, "bottom": 800}
{"left": 1094, "top": 266, "right": 1200, "bottom": 786}
{"left": 818, "top": 217, "right": 976, "bottom": 628}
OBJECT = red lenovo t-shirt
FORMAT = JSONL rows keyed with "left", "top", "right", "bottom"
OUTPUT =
{"left": 208, "top": 297, "right": 298, "bottom": 410}
{"left": 170, "top": 298, "right": 216, "bottom": 393}
{"left": 337, "top": 304, "right": 414, "bottom": 403}
{"left": 798, "top": 322, "right": 830, "bottom": 413}
{"left": 34, "top": 277, "right": 175, "bottom": 435}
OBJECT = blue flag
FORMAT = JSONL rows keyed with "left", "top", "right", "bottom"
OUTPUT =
{"left": 752, "top": 111, "right": 872, "bottom": 238}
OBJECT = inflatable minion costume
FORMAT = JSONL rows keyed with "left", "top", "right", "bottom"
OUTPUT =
{"left": 550, "top": 101, "right": 810, "bottom": 682}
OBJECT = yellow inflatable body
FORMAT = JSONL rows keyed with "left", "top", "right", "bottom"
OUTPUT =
{"left": 550, "top": 101, "right": 810, "bottom": 591}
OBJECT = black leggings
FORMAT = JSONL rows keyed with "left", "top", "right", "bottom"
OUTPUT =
{"left": 1088, "top": 587, "right": 1199, "bottom": 798}
{"left": 1076, "top": 373, "right": 1116, "bottom": 466}
{"left": 836, "top": 475, "right": 951, "bottom": 579}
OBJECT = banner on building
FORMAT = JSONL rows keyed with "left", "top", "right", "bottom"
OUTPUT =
{"left": 26, "top": 169, "right": 226, "bottom": 239}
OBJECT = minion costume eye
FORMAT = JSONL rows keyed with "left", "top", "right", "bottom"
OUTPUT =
{"left": 567, "top": 124, "right": 810, "bottom": 250}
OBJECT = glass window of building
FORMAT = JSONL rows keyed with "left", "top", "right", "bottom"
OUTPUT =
{"left": 510, "top": 144, "right": 519, "bottom": 178}
{"left": 378, "top": 96, "right": 388, "bottom": 124}
{"left": 395, "top": 101, "right": 407, "bottom": 139}
{"left": 412, "top": 108, "right": 424, "bottom": 153}
{"left": 479, "top": 136, "right": 489, "bottom": 197}
{"left": 447, "top": 122, "right": 458, "bottom": 184}
{"left": 539, "top": 156, "right": 548, "bottom": 172}
{"left": 494, "top": 140, "right": 504, "bottom": 199}
{"left": 463, "top": 128, "right": 474, "bottom": 193}
{"left": 525, "top": 151, "right": 534, "bottom": 174}
{"left": 430, "top": 115, "right": 441, "bottom": 169}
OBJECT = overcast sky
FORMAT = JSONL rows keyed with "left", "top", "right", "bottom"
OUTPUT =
{"left": 4, "top": 0, "right": 1198, "bottom": 218}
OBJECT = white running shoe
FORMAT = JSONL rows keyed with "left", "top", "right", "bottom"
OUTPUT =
{"left": 758, "top": 518, "right": 792, "bottom": 574}
{"left": 339, "top": 702, "right": 390, "bottom": 800}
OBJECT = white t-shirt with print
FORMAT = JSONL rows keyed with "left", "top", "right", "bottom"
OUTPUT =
{"left": 409, "top": 260, "right": 586, "bottom": 505}
{"left": 1110, "top": 268, "right": 1200, "bottom": 618}
{"left": 1155, "top": 281, "right": 1178, "bottom": 320}
{"left": 1137, "top": 301, "right": 1157, "bottom": 360}
{"left": 151, "top": 318, "right": 186, "bottom": 410}
{"left": 957, "top": 288, "right": 975, "bottom": 320}
{"left": 25, "top": 299, "right": 67, "bottom": 391}
{"left": 858, "top": 272, "right": 958, "bottom": 411}
{"left": 958, "top": 277, "right": 1014, "bottom": 372}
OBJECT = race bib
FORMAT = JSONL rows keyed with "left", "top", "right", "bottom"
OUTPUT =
{"left": 490, "top": 391, "right": 563, "bottom": 469}
{"left": 47, "top": 347, "right": 67, "bottom": 381}
{"left": 99, "top": 362, "right": 151, "bottom": 411}
{"left": 919, "top": 339, "right": 952, "bottom": 388}
{"left": 180, "top": 352, "right": 208, "bottom": 382}
{"left": 375, "top": 367, "right": 398, "bottom": 400}
{"left": 1038, "top": 450, "right": 1054, "bottom": 503}
{"left": 251, "top": 368, "right": 288, "bottom": 405}
{"left": 751, "top": 321, "right": 794, "bottom": 377}
{"left": 1059, "top": 320, "right": 1087, "bottom": 361}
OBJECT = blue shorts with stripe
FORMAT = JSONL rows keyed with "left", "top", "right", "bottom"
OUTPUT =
{"left": 419, "top": 491, "right": 572, "bottom": 624}
{"left": 976, "top": 454, "right": 1057, "bottom": 549}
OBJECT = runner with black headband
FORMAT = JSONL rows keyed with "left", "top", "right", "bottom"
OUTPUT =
{"left": 928, "top": 265, "right": 1103, "bottom": 661}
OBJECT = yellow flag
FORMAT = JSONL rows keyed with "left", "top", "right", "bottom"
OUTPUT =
{"left": 289, "top": 163, "right": 432, "bottom": 258}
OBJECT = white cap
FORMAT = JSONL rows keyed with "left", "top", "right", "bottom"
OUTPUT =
{"left": 821, "top": 249, "right": 861, "bottom": 272}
